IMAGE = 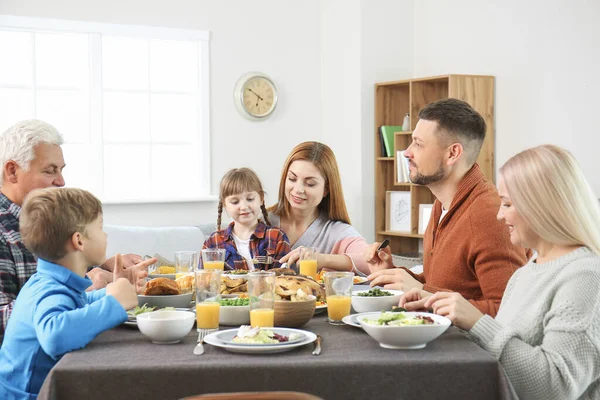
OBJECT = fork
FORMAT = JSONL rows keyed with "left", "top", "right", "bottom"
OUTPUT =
{"left": 311, "top": 334, "right": 322, "bottom": 356}
{"left": 193, "top": 330, "right": 210, "bottom": 355}
{"left": 252, "top": 256, "right": 275, "bottom": 265}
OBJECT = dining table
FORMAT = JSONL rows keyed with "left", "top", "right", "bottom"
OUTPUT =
{"left": 38, "top": 309, "right": 517, "bottom": 400}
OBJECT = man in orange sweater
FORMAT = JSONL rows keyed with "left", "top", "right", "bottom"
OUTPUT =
{"left": 365, "top": 98, "right": 528, "bottom": 317}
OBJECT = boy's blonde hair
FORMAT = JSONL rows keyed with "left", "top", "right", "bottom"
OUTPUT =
{"left": 20, "top": 187, "right": 103, "bottom": 261}
{"left": 217, "top": 168, "right": 270, "bottom": 230}
{"left": 500, "top": 144, "right": 600, "bottom": 255}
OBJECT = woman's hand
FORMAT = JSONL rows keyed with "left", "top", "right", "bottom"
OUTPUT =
{"left": 279, "top": 247, "right": 325, "bottom": 269}
{"left": 398, "top": 288, "right": 433, "bottom": 311}
{"left": 423, "top": 292, "right": 484, "bottom": 330}
{"left": 279, "top": 247, "right": 302, "bottom": 265}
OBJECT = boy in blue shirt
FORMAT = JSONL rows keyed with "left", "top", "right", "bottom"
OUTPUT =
{"left": 0, "top": 187, "right": 138, "bottom": 399}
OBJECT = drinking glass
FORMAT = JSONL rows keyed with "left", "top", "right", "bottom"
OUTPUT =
{"left": 298, "top": 247, "right": 318, "bottom": 279}
{"left": 175, "top": 251, "right": 199, "bottom": 280}
{"left": 323, "top": 271, "right": 354, "bottom": 325}
{"left": 201, "top": 248, "right": 226, "bottom": 271}
{"left": 247, "top": 271, "right": 276, "bottom": 328}
{"left": 195, "top": 269, "right": 222, "bottom": 334}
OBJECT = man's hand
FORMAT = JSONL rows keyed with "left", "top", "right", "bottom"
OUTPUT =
{"left": 364, "top": 242, "right": 394, "bottom": 273}
{"left": 113, "top": 254, "right": 155, "bottom": 294}
{"left": 367, "top": 268, "right": 423, "bottom": 292}
{"left": 101, "top": 253, "right": 143, "bottom": 272}
{"left": 423, "top": 292, "right": 484, "bottom": 330}
{"left": 86, "top": 268, "right": 112, "bottom": 291}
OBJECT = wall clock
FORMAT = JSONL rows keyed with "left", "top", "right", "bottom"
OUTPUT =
{"left": 234, "top": 72, "right": 278, "bottom": 120}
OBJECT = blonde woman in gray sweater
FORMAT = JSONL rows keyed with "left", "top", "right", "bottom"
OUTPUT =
{"left": 400, "top": 144, "right": 600, "bottom": 400}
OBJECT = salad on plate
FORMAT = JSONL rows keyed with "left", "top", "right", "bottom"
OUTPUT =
{"left": 229, "top": 325, "right": 303, "bottom": 345}
{"left": 361, "top": 311, "right": 437, "bottom": 326}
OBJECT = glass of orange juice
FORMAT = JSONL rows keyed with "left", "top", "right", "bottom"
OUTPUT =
{"left": 201, "top": 248, "right": 226, "bottom": 270}
{"left": 195, "top": 269, "right": 222, "bottom": 333}
{"left": 175, "top": 251, "right": 199, "bottom": 280}
{"left": 323, "top": 271, "right": 354, "bottom": 325}
{"left": 247, "top": 271, "right": 276, "bottom": 328}
{"left": 299, "top": 247, "right": 318, "bottom": 279}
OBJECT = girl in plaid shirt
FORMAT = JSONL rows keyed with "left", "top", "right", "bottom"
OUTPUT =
{"left": 203, "top": 168, "right": 290, "bottom": 270}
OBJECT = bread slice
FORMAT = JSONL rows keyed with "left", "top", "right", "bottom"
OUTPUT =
{"left": 144, "top": 277, "right": 180, "bottom": 295}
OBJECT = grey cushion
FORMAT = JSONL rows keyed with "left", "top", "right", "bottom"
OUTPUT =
{"left": 104, "top": 225, "right": 205, "bottom": 259}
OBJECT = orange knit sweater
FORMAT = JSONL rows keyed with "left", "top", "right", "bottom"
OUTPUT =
{"left": 408, "top": 164, "right": 529, "bottom": 317}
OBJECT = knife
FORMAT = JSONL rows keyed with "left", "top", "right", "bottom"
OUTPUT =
{"left": 377, "top": 238, "right": 390, "bottom": 252}
{"left": 312, "top": 334, "right": 322, "bottom": 356}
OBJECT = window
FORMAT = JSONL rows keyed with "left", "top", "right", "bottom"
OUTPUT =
{"left": 0, "top": 16, "right": 210, "bottom": 203}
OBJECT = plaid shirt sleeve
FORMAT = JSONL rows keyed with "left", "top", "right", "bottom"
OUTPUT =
{"left": 0, "top": 238, "right": 18, "bottom": 337}
{"left": 267, "top": 228, "right": 291, "bottom": 269}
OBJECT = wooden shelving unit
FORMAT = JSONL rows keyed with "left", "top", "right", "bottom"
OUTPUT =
{"left": 374, "top": 74, "right": 495, "bottom": 255}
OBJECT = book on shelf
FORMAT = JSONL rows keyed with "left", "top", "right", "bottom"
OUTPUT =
{"left": 378, "top": 127, "right": 387, "bottom": 157}
{"left": 380, "top": 125, "right": 403, "bottom": 157}
{"left": 396, "top": 150, "right": 410, "bottom": 183}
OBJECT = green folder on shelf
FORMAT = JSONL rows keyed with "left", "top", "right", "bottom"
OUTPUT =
{"left": 380, "top": 126, "right": 404, "bottom": 157}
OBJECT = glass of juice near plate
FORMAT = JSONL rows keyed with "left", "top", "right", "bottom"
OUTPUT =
{"left": 247, "top": 271, "right": 276, "bottom": 328}
{"left": 202, "top": 248, "right": 226, "bottom": 270}
{"left": 195, "top": 269, "right": 222, "bottom": 333}
{"left": 323, "top": 271, "right": 354, "bottom": 325}
{"left": 175, "top": 251, "right": 199, "bottom": 279}
{"left": 298, "top": 246, "right": 318, "bottom": 280}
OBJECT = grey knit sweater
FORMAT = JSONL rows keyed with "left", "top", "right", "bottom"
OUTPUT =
{"left": 469, "top": 247, "right": 600, "bottom": 400}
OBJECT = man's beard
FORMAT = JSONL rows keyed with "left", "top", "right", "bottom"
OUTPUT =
{"left": 410, "top": 162, "right": 445, "bottom": 186}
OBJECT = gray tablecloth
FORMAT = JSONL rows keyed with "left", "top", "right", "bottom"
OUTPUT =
{"left": 38, "top": 315, "right": 516, "bottom": 400}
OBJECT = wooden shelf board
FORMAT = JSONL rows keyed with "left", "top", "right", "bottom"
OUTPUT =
{"left": 376, "top": 79, "right": 411, "bottom": 87}
{"left": 378, "top": 231, "right": 424, "bottom": 239}
{"left": 393, "top": 182, "right": 414, "bottom": 186}
{"left": 376, "top": 157, "right": 394, "bottom": 161}
{"left": 410, "top": 75, "right": 450, "bottom": 83}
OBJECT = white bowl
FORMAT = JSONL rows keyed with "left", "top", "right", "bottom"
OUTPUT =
{"left": 137, "top": 292, "right": 193, "bottom": 309}
{"left": 136, "top": 310, "right": 195, "bottom": 344}
{"left": 219, "top": 305, "right": 250, "bottom": 326}
{"left": 351, "top": 289, "right": 404, "bottom": 313}
{"left": 357, "top": 311, "right": 451, "bottom": 349}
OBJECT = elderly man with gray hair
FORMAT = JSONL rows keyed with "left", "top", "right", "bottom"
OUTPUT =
{"left": 0, "top": 119, "right": 154, "bottom": 345}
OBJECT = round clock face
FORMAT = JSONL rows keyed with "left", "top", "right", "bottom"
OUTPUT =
{"left": 235, "top": 73, "right": 278, "bottom": 120}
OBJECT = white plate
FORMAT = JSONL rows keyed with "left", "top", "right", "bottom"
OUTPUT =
{"left": 353, "top": 276, "right": 369, "bottom": 284}
{"left": 314, "top": 304, "right": 327, "bottom": 314}
{"left": 342, "top": 314, "right": 363, "bottom": 328}
{"left": 222, "top": 273, "right": 249, "bottom": 279}
{"left": 215, "top": 328, "right": 306, "bottom": 346}
{"left": 204, "top": 328, "right": 317, "bottom": 354}
{"left": 124, "top": 308, "right": 192, "bottom": 327}
{"left": 148, "top": 273, "right": 176, "bottom": 280}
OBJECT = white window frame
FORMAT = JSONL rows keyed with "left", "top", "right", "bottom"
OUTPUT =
{"left": 0, "top": 15, "right": 213, "bottom": 203}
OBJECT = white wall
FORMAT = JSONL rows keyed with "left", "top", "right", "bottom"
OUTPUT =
{"left": 320, "top": 0, "right": 362, "bottom": 232}
{"left": 413, "top": 0, "right": 600, "bottom": 194}
{"left": 359, "top": 0, "right": 414, "bottom": 241}
{"left": 0, "top": 0, "right": 323, "bottom": 227}
{"left": 320, "top": 0, "right": 414, "bottom": 241}
{"left": 3, "top": 0, "right": 598, "bottom": 236}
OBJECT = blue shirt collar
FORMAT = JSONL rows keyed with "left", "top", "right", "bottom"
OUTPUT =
{"left": 36, "top": 258, "right": 93, "bottom": 293}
